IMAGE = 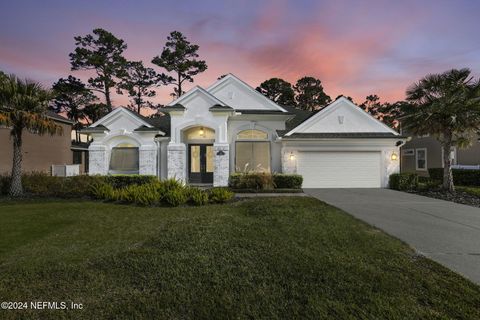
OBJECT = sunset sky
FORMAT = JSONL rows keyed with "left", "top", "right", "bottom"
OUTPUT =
{"left": 1, "top": 0, "right": 479, "bottom": 111}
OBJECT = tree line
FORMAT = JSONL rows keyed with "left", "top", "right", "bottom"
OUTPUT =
{"left": 52, "top": 28, "right": 208, "bottom": 139}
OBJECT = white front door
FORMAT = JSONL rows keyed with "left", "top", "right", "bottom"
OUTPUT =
{"left": 297, "top": 151, "right": 382, "bottom": 188}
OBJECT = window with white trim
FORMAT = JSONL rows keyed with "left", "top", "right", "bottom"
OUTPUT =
{"left": 416, "top": 148, "right": 427, "bottom": 171}
{"left": 235, "top": 129, "right": 270, "bottom": 172}
{"left": 109, "top": 143, "right": 139, "bottom": 174}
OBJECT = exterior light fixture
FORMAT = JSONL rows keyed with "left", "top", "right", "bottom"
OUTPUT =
{"left": 199, "top": 127, "right": 205, "bottom": 136}
{"left": 289, "top": 152, "right": 295, "bottom": 161}
{"left": 391, "top": 152, "right": 398, "bottom": 161}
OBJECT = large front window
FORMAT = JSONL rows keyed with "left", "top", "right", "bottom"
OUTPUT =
{"left": 109, "top": 143, "right": 139, "bottom": 174}
{"left": 235, "top": 129, "right": 270, "bottom": 172}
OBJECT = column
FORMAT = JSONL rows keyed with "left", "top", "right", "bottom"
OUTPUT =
{"left": 88, "top": 145, "right": 108, "bottom": 175}
{"left": 167, "top": 143, "right": 186, "bottom": 183}
{"left": 139, "top": 145, "right": 157, "bottom": 176}
{"left": 214, "top": 143, "right": 229, "bottom": 187}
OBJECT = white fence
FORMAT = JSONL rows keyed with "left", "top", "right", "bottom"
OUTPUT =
{"left": 51, "top": 164, "right": 80, "bottom": 177}
{"left": 451, "top": 164, "right": 480, "bottom": 170}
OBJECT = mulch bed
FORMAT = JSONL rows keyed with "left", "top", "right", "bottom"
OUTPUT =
{"left": 409, "top": 189, "right": 480, "bottom": 208}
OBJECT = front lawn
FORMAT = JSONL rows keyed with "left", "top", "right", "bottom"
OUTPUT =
{"left": 0, "top": 197, "right": 479, "bottom": 319}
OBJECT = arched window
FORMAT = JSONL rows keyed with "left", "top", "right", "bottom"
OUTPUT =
{"left": 184, "top": 127, "right": 215, "bottom": 140}
{"left": 236, "top": 129, "right": 268, "bottom": 140}
{"left": 109, "top": 142, "right": 139, "bottom": 174}
{"left": 235, "top": 129, "right": 270, "bottom": 172}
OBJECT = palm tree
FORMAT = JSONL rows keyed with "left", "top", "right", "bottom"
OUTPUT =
{"left": 402, "top": 68, "right": 480, "bottom": 192}
{"left": 0, "top": 74, "right": 63, "bottom": 197}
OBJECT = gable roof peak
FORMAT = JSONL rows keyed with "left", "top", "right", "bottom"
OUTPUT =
{"left": 90, "top": 106, "right": 153, "bottom": 129}
{"left": 166, "top": 85, "right": 227, "bottom": 107}
{"left": 207, "top": 73, "right": 288, "bottom": 112}
{"left": 284, "top": 97, "right": 399, "bottom": 136}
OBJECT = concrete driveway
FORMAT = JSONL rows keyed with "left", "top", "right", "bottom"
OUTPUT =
{"left": 305, "top": 188, "right": 480, "bottom": 285}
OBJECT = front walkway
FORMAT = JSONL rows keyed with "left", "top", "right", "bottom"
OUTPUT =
{"left": 305, "top": 188, "right": 480, "bottom": 284}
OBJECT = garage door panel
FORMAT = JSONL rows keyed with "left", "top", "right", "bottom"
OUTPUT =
{"left": 297, "top": 152, "right": 381, "bottom": 188}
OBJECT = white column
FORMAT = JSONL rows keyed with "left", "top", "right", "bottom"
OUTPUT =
{"left": 88, "top": 145, "right": 108, "bottom": 175}
{"left": 139, "top": 145, "right": 157, "bottom": 176}
{"left": 214, "top": 143, "right": 230, "bottom": 187}
{"left": 167, "top": 143, "right": 186, "bottom": 183}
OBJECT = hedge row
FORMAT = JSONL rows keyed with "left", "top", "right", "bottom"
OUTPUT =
{"left": 389, "top": 173, "right": 419, "bottom": 191}
{"left": 229, "top": 173, "right": 303, "bottom": 190}
{"left": 0, "top": 173, "right": 157, "bottom": 197}
{"left": 428, "top": 168, "right": 480, "bottom": 186}
{"left": 0, "top": 173, "right": 234, "bottom": 207}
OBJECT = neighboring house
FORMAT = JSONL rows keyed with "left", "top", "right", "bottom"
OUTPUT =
{"left": 0, "top": 111, "right": 80, "bottom": 175}
{"left": 71, "top": 141, "right": 89, "bottom": 174}
{"left": 83, "top": 74, "right": 404, "bottom": 188}
{"left": 401, "top": 135, "right": 480, "bottom": 176}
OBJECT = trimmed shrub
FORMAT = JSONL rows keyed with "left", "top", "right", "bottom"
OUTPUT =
{"left": 163, "top": 187, "right": 188, "bottom": 207}
{"left": 428, "top": 168, "right": 480, "bottom": 186}
{"left": 161, "top": 178, "right": 184, "bottom": 191}
{"left": 389, "top": 173, "right": 419, "bottom": 191}
{"left": 0, "top": 173, "right": 157, "bottom": 198}
{"left": 427, "top": 168, "right": 443, "bottom": 182}
{"left": 118, "top": 182, "right": 162, "bottom": 206}
{"left": 230, "top": 173, "right": 303, "bottom": 190}
{"left": 91, "top": 182, "right": 116, "bottom": 200}
{"left": 104, "top": 175, "right": 157, "bottom": 188}
{"left": 272, "top": 174, "right": 303, "bottom": 189}
{"left": 0, "top": 172, "right": 106, "bottom": 198}
{"left": 229, "top": 173, "right": 275, "bottom": 190}
{"left": 186, "top": 187, "right": 209, "bottom": 206}
{"left": 209, "top": 187, "right": 234, "bottom": 203}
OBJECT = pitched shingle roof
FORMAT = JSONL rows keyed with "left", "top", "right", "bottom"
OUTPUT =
{"left": 276, "top": 106, "right": 316, "bottom": 136}
{"left": 46, "top": 111, "right": 73, "bottom": 124}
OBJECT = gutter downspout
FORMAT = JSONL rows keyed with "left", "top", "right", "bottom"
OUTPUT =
{"left": 154, "top": 136, "right": 170, "bottom": 179}
{"left": 154, "top": 137, "right": 161, "bottom": 179}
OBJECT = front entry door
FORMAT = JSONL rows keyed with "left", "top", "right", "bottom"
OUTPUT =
{"left": 188, "top": 144, "right": 214, "bottom": 184}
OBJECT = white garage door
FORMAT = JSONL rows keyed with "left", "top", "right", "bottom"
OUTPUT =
{"left": 297, "top": 151, "right": 381, "bottom": 188}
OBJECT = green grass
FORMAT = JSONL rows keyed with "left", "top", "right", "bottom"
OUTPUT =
{"left": 457, "top": 185, "right": 480, "bottom": 197}
{"left": 0, "top": 197, "right": 479, "bottom": 319}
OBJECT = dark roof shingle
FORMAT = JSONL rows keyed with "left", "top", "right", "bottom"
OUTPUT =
{"left": 46, "top": 111, "right": 73, "bottom": 124}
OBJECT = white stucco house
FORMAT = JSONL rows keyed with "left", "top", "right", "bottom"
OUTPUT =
{"left": 83, "top": 74, "right": 404, "bottom": 188}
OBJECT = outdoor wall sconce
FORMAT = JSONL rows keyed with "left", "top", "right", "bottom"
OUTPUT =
{"left": 199, "top": 127, "right": 205, "bottom": 136}
{"left": 289, "top": 152, "right": 295, "bottom": 161}
{"left": 391, "top": 152, "right": 398, "bottom": 161}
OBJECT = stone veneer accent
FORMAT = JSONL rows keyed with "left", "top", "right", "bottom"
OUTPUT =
{"left": 139, "top": 146, "right": 157, "bottom": 176}
{"left": 214, "top": 143, "right": 230, "bottom": 187}
{"left": 383, "top": 148, "right": 400, "bottom": 188}
{"left": 88, "top": 145, "right": 108, "bottom": 175}
{"left": 281, "top": 148, "right": 297, "bottom": 174}
{"left": 167, "top": 143, "right": 186, "bottom": 183}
